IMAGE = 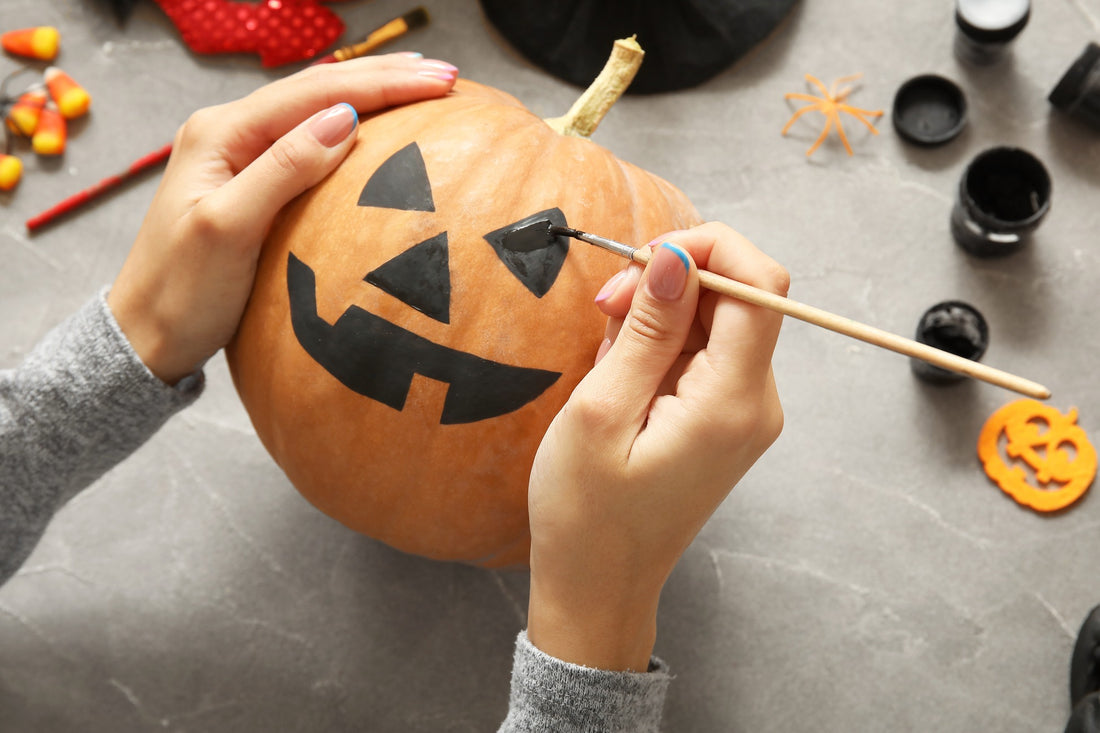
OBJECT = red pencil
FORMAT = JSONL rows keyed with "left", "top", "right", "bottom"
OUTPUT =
{"left": 24, "top": 7, "right": 429, "bottom": 233}
{"left": 25, "top": 142, "right": 173, "bottom": 232}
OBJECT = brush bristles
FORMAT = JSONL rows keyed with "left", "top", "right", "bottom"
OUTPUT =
{"left": 403, "top": 7, "right": 430, "bottom": 31}
{"left": 548, "top": 225, "right": 582, "bottom": 238}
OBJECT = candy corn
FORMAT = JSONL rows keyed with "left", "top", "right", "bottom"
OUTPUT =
{"left": 0, "top": 154, "right": 22, "bottom": 191}
{"left": 32, "top": 105, "right": 66, "bottom": 155}
{"left": 45, "top": 67, "right": 90, "bottom": 119}
{"left": 5, "top": 88, "right": 47, "bottom": 136}
{"left": 1, "top": 26, "right": 60, "bottom": 61}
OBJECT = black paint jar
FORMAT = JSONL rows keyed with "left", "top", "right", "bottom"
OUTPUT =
{"left": 911, "top": 301, "right": 989, "bottom": 384}
{"left": 950, "top": 146, "right": 1051, "bottom": 257}
{"left": 1049, "top": 42, "right": 1100, "bottom": 131}
{"left": 954, "top": 0, "right": 1030, "bottom": 65}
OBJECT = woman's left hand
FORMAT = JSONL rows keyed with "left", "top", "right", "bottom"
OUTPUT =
{"left": 108, "top": 53, "right": 458, "bottom": 384}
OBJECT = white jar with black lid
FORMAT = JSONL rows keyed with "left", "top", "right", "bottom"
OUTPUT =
{"left": 954, "top": 0, "right": 1030, "bottom": 65}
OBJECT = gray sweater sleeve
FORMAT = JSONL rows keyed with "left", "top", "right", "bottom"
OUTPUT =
{"left": 499, "top": 630, "right": 671, "bottom": 732}
{"left": 1, "top": 294, "right": 670, "bottom": 731}
{"left": 0, "top": 290, "right": 203, "bottom": 585}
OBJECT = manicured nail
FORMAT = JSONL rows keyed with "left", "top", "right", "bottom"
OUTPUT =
{"left": 595, "top": 269, "right": 628, "bottom": 303}
{"left": 420, "top": 60, "right": 458, "bottom": 72}
{"left": 398, "top": 51, "right": 423, "bottom": 58}
{"left": 418, "top": 71, "right": 457, "bottom": 81}
{"left": 646, "top": 231, "right": 685, "bottom": 249}
{"left": 595, "top": 337, "right": 612, "bottom": 364}
{"left": 309, "top": 102, "right": 357, "bottom": 147}
{"left": 647, "top": 243, "right": 690, "bottom": 301}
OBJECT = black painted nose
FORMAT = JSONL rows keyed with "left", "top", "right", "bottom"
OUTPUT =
{"left": 365, "top": 232, "right": 452, "bottom": 323}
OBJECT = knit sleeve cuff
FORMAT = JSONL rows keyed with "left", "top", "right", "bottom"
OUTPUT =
{"left": 77, "top": 288, "right": 205, "bottom": 416}
{"left": 10, "top": 289, "right": 204, "bottom": 503}
{"left": 499, "top": 630, "right": 670, "bottom": 733}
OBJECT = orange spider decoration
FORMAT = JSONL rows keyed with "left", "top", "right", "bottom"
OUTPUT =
{"left": 782, "top": 74, "right": 884, "bottom": 157}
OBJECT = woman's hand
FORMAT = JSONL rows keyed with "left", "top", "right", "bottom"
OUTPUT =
{"left": 526, "top": 222, "right": 788, "bottom": 671}
{"left": 107, "top": 53, "right": 458, "bottom": 384}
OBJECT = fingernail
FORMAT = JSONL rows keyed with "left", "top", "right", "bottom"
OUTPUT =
{"left": 420, "top": 60, "right": 458, "bottom": 72}
{"left": 594, "top": 268, "right": 629, "bottom": 303}
{"left": 309, "top": 102, "right": 357, "bottom": 147}
{"left": 595, "top": 337, "right": 612, "bottom": 364}
{"left": 647, "top": 243, "right": 690, "bottom": 301}
{"left": 418, "top": 71, "right": 457, "bottom": 81}
{"left": 398, "top": 51, "right": 423, "bottom": 58}
{"left": 646, "top": 231, "right": 685, "bottom": 249}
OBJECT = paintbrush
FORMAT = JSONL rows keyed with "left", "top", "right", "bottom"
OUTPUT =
{"left": 312, "top": 6, "right": 430, "bottom": 65}
{"left": 24, "top": 7, "right": 431, "bottom": 233}
{"left": 541, "top": 224, "right": 1050, "bottom": 400}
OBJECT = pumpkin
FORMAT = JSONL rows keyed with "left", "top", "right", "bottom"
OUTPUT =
{"left": 226, "top": 39, "right": 703, "bottom": 567}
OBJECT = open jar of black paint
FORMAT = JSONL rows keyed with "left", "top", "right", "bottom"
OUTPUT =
{"left": 911, "top": 301, "right": 990, "bottom": 384}
{"left": 950, "top": 146, "right": 1051, "bottom": 257}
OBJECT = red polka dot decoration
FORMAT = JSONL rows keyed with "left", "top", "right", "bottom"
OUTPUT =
{"left": 152, "top": 0, "right": 346, "bottom": 67}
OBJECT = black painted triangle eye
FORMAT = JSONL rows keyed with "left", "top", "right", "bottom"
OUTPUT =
{"left": 365, "top": 232, "right": 451, "bottom": 323}
{"left": 484, "top": 208, "right": 569, "bottom": 298}
{"left": 358, "top": 142, "right": 435, "bottom": 212}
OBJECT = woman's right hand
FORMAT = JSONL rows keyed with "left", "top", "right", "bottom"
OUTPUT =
{"left": 526, "top": 222, "right": 788, "bottom": 671}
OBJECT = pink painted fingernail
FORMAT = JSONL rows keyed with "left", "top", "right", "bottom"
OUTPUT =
{"left": 420, "top": 60, "right": 458, "bottom": 72}
{"left": 309, "top": 103, "right": 357, "bottom": 147}
{"left": 595, "top": 337, "right": 613, "bottom": 364}
{"left": 646, "top": 231, "right": 685, "bottom": 249}
{"left": 418, "top": 71, "right": 457, "bottom": 81}
{"left": 595, "top": 269, "right": 629, "bottom": 303}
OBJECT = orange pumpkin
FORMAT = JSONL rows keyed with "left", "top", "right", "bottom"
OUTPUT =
{"left": 227, "top": 42, "right": 702, "bottom": 567}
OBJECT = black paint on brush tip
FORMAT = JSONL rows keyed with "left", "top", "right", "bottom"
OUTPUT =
{"left": 500, "top": 218, "right": 556, "bottom": 252}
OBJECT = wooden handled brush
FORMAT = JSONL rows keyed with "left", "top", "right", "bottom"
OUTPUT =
{"left": 502, "top": 221, "right": 1051, "bottom": 400}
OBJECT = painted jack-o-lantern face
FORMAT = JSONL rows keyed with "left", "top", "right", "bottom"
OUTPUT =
{"left": 978, "top": 399, "right": 1097, "bottom": 512}
{"left": 227, "top": 79, "right": 702, "bottom": 567}
{"left": 288, "top": 142, "right": 574, "bottom": 424}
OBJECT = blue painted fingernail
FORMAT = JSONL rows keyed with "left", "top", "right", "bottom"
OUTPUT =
{"left": 310, "top": 102, "right": 358, "bottom": 147}
{"left": 648, "top": 242, "right": 690, "bottom": 300}
{"left": 340, "top": 102, "right": 359, "bottom": 128}
{"left": 662, "top": 242, "right": 691, "bottom": 271}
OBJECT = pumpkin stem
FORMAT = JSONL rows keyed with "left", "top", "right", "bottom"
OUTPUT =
{"left": 544, "top": 36, "right": 645, "bottom": 138}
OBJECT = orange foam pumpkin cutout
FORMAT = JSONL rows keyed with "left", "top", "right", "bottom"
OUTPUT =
{"left": 977, "top": 399, "right": 1097, "bottom": 513}
{"left": 226, "top": 39, "right": 703, "bottom": 567}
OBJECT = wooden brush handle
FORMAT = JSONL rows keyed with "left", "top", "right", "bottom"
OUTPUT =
{"left": 629, "top": 247, "right": 1050, "bottom": 400}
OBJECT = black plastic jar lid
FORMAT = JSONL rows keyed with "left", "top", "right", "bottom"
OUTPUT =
{"left": 1049, "top": 42, "right": 1100, "bottom": 109}
{"left": 892, "top": 74, "right": 968, "bottom": 146}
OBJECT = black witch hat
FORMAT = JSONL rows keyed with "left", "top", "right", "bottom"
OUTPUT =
{"left": 480, "top": 0, "right": 801, "bottom": 94}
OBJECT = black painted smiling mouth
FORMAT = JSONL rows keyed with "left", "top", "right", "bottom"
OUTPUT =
{"left": 286, "top": 252, "right": 561, "bottom": 425}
